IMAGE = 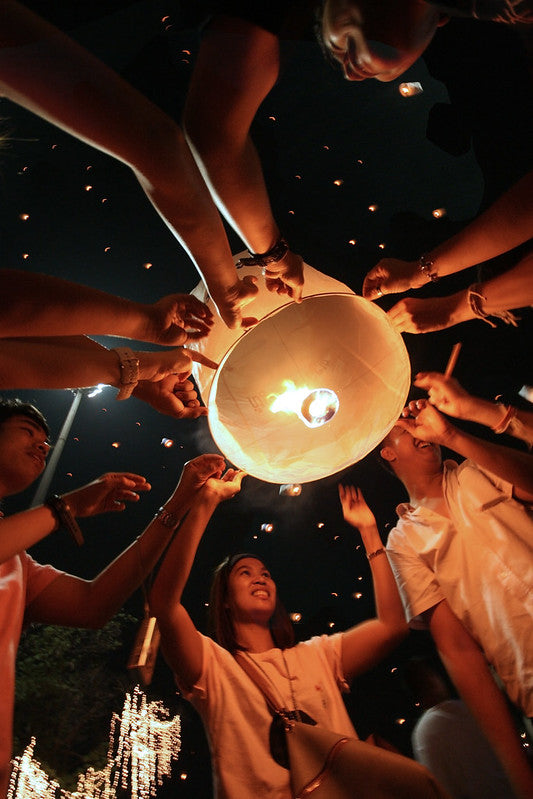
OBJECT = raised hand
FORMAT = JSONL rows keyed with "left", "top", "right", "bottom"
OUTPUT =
{"left": 213, "top": 275, "right": 259, "bottom": 329}
{"left": 397, "top": 399, "right": 455, "bottom": 445}
{"left": 387, "top": 294, "right": 468, "bottom": 334}
{"left": 63, "top": 472, "right": 151, "bottom": 517}
{"left": 414, "top": 372, "right": 471, "bottom": 418}
{"left": 338, "top": 484, "right": 376, "bottom": 531}
{"left": 139, "top": 347, "right": 218, "bottom": 384}
{"left": 178, "top": 454, "right": 227, "bottom": 496}
{"left": 147, "top": 294, "right": 214, "bottom": 346}
{"left": 362, "top": 258, "right": 423, "bottom": 301}
{"left": 204, "top": 468, "right": 247, "bottom": 502}
{"left": 133, "top": 376, "right": 207, "bottom": 419}
{"left": 264, "top": 249, "right": 304, "bottom": 302}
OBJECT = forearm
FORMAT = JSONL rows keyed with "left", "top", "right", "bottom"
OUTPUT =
{"left": 185, "top": 131, "right": 281, "bottom": 253}
{"left": 0, "top": 269, "right": 149, "bottom": 339}
{"left": 149, "top": 492, "right": 219, "bottom": 617}
{"left": 426, "top": 170, "right": 533, "bottom": 277}
{"left": 0, "top": 337, "right": 123, "bottom": 389}
{"left": 0, "top": 2, "right": 238, "bottom": 299}
{"left": 444, "top": 427, "right": 533, "bottom": 495}
{"left": 359, "top": 525, "right": 407, "bottom": 630}
{"left": 433, "top": 624, "right": 533, "bottom": 798}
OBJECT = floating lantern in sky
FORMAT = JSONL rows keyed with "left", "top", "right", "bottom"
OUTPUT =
{"left": 432, "top": 207, "right": 447, "bottom": 218}
{"left": 189, "top": 259, "right": 410, "bottom": 484}
{"left": 399, "top": 82, "right": 423, "bottom": 97}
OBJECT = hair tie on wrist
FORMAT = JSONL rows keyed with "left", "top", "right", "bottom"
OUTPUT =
{"left": 468, "top": 284, "right": 519, "bottom": 328}
{"left": 237, "top": 237, "right": 289, "bottom": 269}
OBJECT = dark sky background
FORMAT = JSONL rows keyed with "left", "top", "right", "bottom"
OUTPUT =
{"left": 2, "top": 1, "right": 533, "bottom": 795}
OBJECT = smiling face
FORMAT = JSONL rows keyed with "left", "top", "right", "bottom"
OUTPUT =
{"left": 381, "top": 424, "right": 442, "bottom": 476}
{"left": 227, "top": 557, "right": 277, "bottom": 626}
{"left": 0, "top": 415, "right": 50, "bottom": 498}
{"left": 321, "top": 0, "right": 446, "bottom": 82}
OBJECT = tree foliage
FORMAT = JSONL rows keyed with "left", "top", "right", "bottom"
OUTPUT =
{"left": 14, "top": 611, "right": 137, "bottom": 789}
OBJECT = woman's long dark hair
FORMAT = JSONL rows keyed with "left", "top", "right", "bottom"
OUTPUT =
{"left": 207, "top": 555, "right": 295, "bottom": 654}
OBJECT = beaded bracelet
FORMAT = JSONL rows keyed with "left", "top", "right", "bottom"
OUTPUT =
{"left": 154, "top": 506, "right": 180, "bottom": 530}
{"left": 418, "top": 253, "right": 439, "bottom": 283}
{"left": 237, "top": 237, "right": 289, "bottom": 269}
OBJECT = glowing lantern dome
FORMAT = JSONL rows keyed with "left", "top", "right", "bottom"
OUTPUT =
{"left": 189, "top": 258, "right": 410, "bottom": 484}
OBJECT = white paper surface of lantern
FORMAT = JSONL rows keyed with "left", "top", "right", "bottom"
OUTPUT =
{"left": 189, "top": 259, "right": 410, "bottom": 484}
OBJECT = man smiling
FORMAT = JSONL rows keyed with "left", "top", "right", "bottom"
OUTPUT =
{"left": 0, "top": 397, "right": 226, "bottom": 797}
{"left": 377, "top": 398, "right": 533, "bottom": 799}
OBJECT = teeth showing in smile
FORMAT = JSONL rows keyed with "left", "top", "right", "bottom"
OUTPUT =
{"left": 252, "top": 589, "right": 269, "bottom": 598}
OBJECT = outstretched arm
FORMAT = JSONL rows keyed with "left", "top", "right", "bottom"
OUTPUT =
{"left": 362, "top": 170, "right": 533, "bottom": 300}
{"left": 0, "top": 334, "right": 216, "bottom": 397}
{"left": 386, "top": 252, "right": 533, "bottom": 334}
{"left": 183, "top": 15, "right": 304, "bottom": 301}
{"left": 149, "top": 469, "right": 245, "bottom": 688}
{"left": 1, "top": 471, "right": 150, "bottom": 564}
{"left": 26, "top": 455, "right": 227, "bottom": 628}
{"left": 0, "top": 270, "right": 213, "bottom": 345}
{"left": 427, "top": 600, "right": 533, "bottom": 799}
{"left": 0, "top": 2, "right": 256, "bottom": 328}
{"left": 397, "top": 400, "right": 533, "bottom": 499}
{"left": 338, "top": 486, "right": 407, "bottom": 681}
{"left": 414, "top": 371, "right": 533, "bottom": 446}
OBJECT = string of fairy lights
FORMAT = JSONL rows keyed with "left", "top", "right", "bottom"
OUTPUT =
{"left": 8, "top": 687, "right": 181, "bottom": 799}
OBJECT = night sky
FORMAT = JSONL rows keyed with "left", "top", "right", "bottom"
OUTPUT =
{"left": 2, "top": 1, "right": 533, "bottom": 795}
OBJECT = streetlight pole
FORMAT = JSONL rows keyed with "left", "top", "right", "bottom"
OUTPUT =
{"left": 31, "top": 388, "right": 84, "bottom": 507}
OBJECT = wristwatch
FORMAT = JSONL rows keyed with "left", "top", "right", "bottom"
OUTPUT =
{"left": 113, "top": 347, "right": 140, "bottom": 400}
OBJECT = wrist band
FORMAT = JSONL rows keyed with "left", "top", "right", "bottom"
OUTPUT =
{"left": 468, "top": 284, "right": 519, "bottom": 328}
{"left": 418, "top": 253, "right": 439, "bottom": 283}
{"left": 237, "top": 237, "right": 289, "bottom": 269}
{"left": 492, "top": 404, "right": 517, "bottom": 434}
{"left": 367, "top": 547, "right": 385, "bottom": 561}
{"left": 45, "top": 493, "right": 84, "bottom": 546}
{"left": 112, "top": 347, "right": 140, "bottom": 400}
{"left": 154, "top": 506, "right": 180, "bottom": 530}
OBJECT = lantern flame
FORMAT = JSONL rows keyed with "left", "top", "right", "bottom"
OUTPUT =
{"left": 269, "top": 381, "right": 339, "bottom": 428}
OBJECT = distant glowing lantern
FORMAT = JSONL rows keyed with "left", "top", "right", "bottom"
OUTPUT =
{"left": 399, "top": 82, "right": 423, "bottom": 97}
{"left": 161, "top": 437, "right": 174, "bottom": 448}
{"left": 279, "top": 483, "right": 302, "bottom": 497}
{"left": 432, "top": 207, "right": 447, "bottom": 218}
{"left": 189, "top": 258, "right": 410, "bottom": 484}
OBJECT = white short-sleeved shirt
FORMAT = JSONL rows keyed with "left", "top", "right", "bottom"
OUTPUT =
{"left": 0, "top": 552, "right": 61, "bottom": 797}
{"left": 412, "top": 699, "right": 514, "bottom": 798}
{"left": 178, "top": 633, "right": 357, "bottom": 799}
{"left": 386, "top": 460, "right": 533, "bottom": 714}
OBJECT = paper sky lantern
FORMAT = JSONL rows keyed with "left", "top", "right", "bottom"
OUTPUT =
{"left": 189, "top": 259, "right": 410, "bottom": 483}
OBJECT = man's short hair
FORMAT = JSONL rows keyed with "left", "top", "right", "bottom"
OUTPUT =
{"left": 0, "top": 398, "right": 50, "bottom": 438}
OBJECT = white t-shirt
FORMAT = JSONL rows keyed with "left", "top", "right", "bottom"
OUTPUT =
{"left": 0, "top": 552, "right": 60, "bottom": 797}
{"left": 387, "top": 459, "right": 533, "bottom": 714}
{"left": 178, "top": 632, "right": 357, "bottom": 799}
{"left": 412, "top": 699, "right": 514, "bottom": 798}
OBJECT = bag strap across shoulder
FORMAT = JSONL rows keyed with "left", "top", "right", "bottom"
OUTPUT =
{"left": 234, "top": 650, "right": 288, "bottom": 716}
